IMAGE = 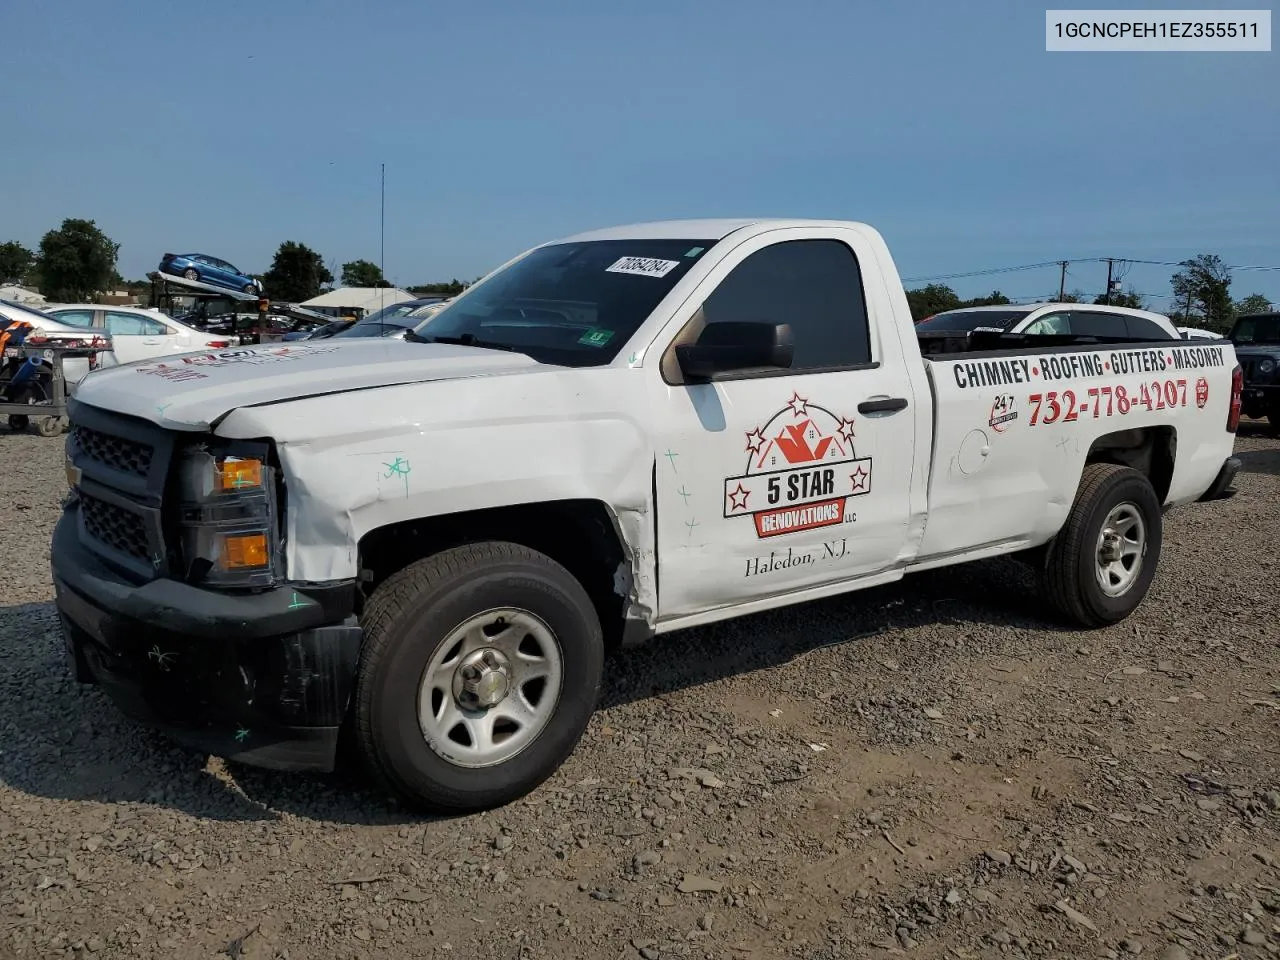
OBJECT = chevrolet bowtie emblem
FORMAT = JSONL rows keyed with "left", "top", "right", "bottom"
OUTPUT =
{"left": 65, "top": 455, "right": 82, "bottom": 490}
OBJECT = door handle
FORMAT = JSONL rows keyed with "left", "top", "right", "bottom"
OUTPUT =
{"left": 859, "top": 397, "right": 908, "bottom": 414}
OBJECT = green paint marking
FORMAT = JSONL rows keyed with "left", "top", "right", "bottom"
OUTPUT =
{"left": 676, "top": 485, "right": 692, "bottom": 506}
{"left": 234, "top": 727, "right": 250, "bottom": 743}
{"left": 288, "top": 592, "right": 307, "bottom": 610}
{"left": 627, "top": 352, "right": 639, "bottom": 365}
{"left": 663, "top": 449, "right": 679, "bottom": 473}
{"left": 382, "top": 457, "right": 411, "bottom": 497}
{"left": 684, "top": 517, "right": 700, "bottom": 538}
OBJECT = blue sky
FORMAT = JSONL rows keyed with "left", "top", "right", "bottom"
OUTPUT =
{"left": 3, "top": 0, "right": 1277, "bottom": 307}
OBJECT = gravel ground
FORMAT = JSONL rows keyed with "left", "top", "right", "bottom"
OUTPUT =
{"left": 1, "top": 421, "right": 1277, "bottom": 960}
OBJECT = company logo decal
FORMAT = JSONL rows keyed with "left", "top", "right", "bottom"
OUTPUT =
{"left": 724, "top": 392, "right": 871, "bottom": 539}
{"left": 135, "top": 345, "right": 343, "bottom": 382}
{"left": 989, "top": 394, "right": 1017, "bottom": 432}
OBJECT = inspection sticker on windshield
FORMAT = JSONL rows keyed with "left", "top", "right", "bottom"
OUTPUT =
{"left": 606, "top": 256, "right": 680, "bottom": 279}
{"left": 578, "top": 328, "right": 615, "bottom": 347}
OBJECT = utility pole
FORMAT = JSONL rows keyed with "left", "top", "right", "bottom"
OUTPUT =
{"left": 1058, "top": 261, "right": 1068, "bottom": 301}
{"left": 1103, "top": 258, "right": 1113, "bottom": 305}
{"left": 379, "top": 162, "right": 386, "bottom": 315}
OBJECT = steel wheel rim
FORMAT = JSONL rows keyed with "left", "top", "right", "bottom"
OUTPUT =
{"left": 1095, "top": 501, "right": 1146, "bottom": 597}
{"left": 417, "top": 607, "right": 564, "bottom": 768}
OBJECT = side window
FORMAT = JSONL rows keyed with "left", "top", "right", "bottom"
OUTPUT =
{"left": 698, "top": 239, "right": 871, "bottom": 371}
{"left": 105, "top": 311, "right": 169, "bottom": 336}
{"left": 1123, "top": 315, "right": 1171, "bottom": 340}
{"left": 50, "top": 309, "right": 95, "bottom": 329}
{"left": 1022, "top": 311, "right": 1071, "bottom": 335}
{"left": 1067, "top": 310, "right": 1117, "bottom": 337}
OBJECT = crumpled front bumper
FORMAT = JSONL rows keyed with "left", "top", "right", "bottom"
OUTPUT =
{"left": 51, "top": 505, "right": 363, "bottom": 772}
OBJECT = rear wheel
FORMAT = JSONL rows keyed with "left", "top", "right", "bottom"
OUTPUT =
{"left": 354, "top": 542, "right": 604, "bottom": 813}
{"left": 183, "top": 268, "right": 199, "bottom": 281}
{"left": 1042, "top": 463, "right": 1162, "bottom": 628}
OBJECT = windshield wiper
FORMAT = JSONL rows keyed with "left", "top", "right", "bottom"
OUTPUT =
{"left": 409, "top": 332, "right": 520, "bottom": 353}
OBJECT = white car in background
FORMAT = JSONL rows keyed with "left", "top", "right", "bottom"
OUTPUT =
{"left": 1177, "top": 326, "right": 1222, "bottom": 341}
{"left": 917, "top": 302, "right": 1181, "bottom": 340}
{"left": 43, "top": 304, "right": 238, "bottom": 367}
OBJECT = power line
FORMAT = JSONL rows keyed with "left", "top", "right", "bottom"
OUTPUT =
{"left": 903, "top": 256, "right": 1280, "bottom": 284}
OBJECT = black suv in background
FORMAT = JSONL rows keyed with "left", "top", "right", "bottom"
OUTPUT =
{"left": 1229, "top": 311, "right": 1280, "bottom": 428}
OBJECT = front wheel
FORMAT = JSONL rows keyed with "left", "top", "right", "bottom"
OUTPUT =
{"left": 1041, "top": 463, "right": 1162, "bottom": 628}
{"left": 354, "top": 542, "right": 604, "bottom": 813}
{"left": 243, "top": 282, "right": 257, "bottom": 294}
{"left": 183, "top": 268, "right": 199, "bottom": 281}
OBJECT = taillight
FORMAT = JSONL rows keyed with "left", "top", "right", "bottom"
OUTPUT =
{"left": 1227, "top": 363, "right": 1243, "bottom": 433}
{"left": 206, "top": 340, "right": 230, "bottom": 348}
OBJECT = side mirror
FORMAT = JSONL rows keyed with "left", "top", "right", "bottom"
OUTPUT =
{"left": 675, "top": 320, "right": 794, "bottom": 382}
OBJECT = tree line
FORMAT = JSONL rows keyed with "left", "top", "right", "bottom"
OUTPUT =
{"left": 906, "top": 253, "right": 1272, "bottom": 331}
{"left": 2, "top": 221, "right": 1273, "bottom": 327}
{"left": 0, "top": 222, "right": 473, "bottom": 305}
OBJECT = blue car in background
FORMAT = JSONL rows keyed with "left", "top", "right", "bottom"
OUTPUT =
{"left": 159, "top": 252, "right": 263, "bottom": 294}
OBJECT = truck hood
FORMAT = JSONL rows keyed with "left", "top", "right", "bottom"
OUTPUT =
{"left": 71, "top": 339, "right": 544, "bottom": 429}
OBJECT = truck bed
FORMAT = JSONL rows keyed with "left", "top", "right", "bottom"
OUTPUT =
{"left": 913, "top": 333, "right": 1236, "bottom": 562}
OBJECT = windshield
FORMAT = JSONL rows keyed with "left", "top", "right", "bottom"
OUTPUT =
{"left": 409, "top": 239, "right": 715, "bottom": 365}
{"left": 1230, "top": 314, "right": 1280, "bottom": 344}
{"left": 915, "top": 308, "right": 1033, "bottom": 332}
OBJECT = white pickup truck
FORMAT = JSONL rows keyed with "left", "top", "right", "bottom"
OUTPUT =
{"left": 52, "top": 219, "right": 1244, "bottom": 812}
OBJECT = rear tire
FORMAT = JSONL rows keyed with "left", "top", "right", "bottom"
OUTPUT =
{"left": 1041, "top": 463, "right": 1162, "bottom": 628}
{"left": 183, "top": 268, "right": 199, "bottom": 281}
{"left": 354, "top": 542, "right": 604, "bottom": 813}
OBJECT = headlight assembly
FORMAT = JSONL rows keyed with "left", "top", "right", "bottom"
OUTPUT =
{"left": 176, "top": 441, "right": 280, "bottom": 588}
{"left": 1261, "top": 358, "right": 1276, "bottom": 375}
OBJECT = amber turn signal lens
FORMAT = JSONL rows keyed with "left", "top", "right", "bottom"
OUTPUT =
{"left": 220, "top": 533, "right": 269, "bottom": 570}
{"left": 215, "top": 458, "right": 263, "bottom": 492}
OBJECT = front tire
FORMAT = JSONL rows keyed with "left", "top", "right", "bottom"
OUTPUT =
{"left": 1042, "top": 463, "right": 1162, "bottom": 628}
{"left": 354, "top": 542, "right": 604, "bottom": 813}
{"left": 183, "top": 268, "right": 199, "bottom": 281}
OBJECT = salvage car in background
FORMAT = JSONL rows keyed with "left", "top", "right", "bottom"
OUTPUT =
{"left": 1178, "top": 326, "right": 1223, "bottom": 341}
{"left": 43, "top": 304, "right": 236, "bottom": 366}
{"left": 1228, "top": 310, "right": 1280, "bottom": 427}
{"left": 158, "top": 253, "right": 262, "bottom": 294}
{"left": 332, "top": 298, "right": 451, "bottom": 340}
{"left": 917, "top": 303, "right": 1180, "bottom": 340}
{"left": 0, "top": 299, "right": 112, "bottom": 389}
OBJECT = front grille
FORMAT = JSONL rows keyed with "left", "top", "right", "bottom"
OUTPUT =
{"left": 73, "top": 425, "right": 154, "bottom": 477}
{"left": 80, "top": 492, "right": 151, "bottom": 563}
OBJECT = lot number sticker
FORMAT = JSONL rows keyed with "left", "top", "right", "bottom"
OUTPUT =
{"left": 606, "top": 256, "right": 680, "bottom": 279}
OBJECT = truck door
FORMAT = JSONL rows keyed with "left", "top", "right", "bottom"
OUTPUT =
{"left": 649, "top": 228, "right": 918, "bottom": 621}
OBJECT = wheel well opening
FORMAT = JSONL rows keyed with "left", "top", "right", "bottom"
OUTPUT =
{"left": 1085, "top": 426, "right": 1176, "bottom": 502}
{"left": 356, "top": 500, "right": 632, "bottom": 649}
